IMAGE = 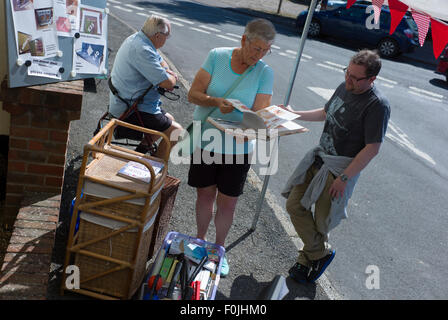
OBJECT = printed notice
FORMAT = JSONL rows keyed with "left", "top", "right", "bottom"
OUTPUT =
{"left": 10, "top": 0, "right": 59, "bottom": 59}
{"left": 28, "top": 59, "right": 62, "bottom": 79}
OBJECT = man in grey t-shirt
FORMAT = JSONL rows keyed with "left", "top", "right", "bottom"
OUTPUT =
{"left": 283, "top": 50, "right": 390, "bottom": 284}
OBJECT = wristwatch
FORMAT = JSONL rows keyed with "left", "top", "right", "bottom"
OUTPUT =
{"left": 339, "top": 174, "right": 349, "bottom": 182}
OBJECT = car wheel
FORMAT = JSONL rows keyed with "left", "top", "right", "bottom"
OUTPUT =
{"left": 308, "top": 20, "right": 321, "bottom": 38}
{"left": 378, "top": 38, "right": 399, "bottom": 58}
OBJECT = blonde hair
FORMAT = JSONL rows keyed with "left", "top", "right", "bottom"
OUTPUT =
{"left": 141, "top": 15, "right": 170, "bottom": 37}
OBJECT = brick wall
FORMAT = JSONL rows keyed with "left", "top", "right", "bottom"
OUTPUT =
{"left": 0, "top": 80, "right": 83, "bottom": 299}
{"left": 0, "top": 80, "right": 83, "bottom": 221}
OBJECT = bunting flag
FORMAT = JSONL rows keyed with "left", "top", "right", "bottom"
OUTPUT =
{"left": 372, "top": 0, "right": 385, "bottom": 25}
{"left": 346, "top": 0, "right": 357, "bottom": 9}
{"left": 388, "top": 0, "right": 409, "bottom": 35}
{"left": 411, "top": 10, "right": 431, "bottom": 47}
{"left": 431, "top": 18, "right": 448, "bottom": 59}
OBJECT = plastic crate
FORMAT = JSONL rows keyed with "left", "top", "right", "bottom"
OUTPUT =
{"left": 142, "top": 231, "right": 225, "bottom": 300}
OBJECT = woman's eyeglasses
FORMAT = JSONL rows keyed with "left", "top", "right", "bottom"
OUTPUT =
{"left": 247, "top": 38, "right": 272, "bottom": 56}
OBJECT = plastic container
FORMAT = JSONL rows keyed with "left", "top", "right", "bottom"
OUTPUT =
{"left": 144, "top": 231, "right": 225, "bottom": 300}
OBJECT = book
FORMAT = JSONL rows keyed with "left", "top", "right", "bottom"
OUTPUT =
{"left": 116, "top": 157, "right": 164, "bottom": 184}
{"left": 206, "top": 99, "right": 308, "bottom": 140}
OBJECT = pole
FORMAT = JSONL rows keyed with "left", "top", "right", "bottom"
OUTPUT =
{"left": 250, "top": 0, "right": 319, "bottom": 232}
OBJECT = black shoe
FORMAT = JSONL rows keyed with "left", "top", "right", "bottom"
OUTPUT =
{"left": 307, "top": 250, "right": 336, "bottom": 283}
{"left": 135, "top": 142, "right": 158, "bottom": 155}
{"left": 288, "top": 262, "right": 310, "bottom": 284}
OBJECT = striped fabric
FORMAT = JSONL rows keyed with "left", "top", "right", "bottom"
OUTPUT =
{"left": 372, "top": 0, "right": 385, "bottom": 24}
{"left": 411, "top": 9, "right": 431, "bottom": 47}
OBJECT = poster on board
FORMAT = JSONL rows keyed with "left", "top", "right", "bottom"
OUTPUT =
{"left": 73, "top": 4, "right": 108, "bottom": 75}
{"left": 10, "top": 0, "right": 59, "bottom": 60}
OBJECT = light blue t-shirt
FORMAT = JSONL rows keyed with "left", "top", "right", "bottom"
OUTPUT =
{"left": 109, "top": 31, "right": 169, "bottom": 117}
{"left": 195, "top": 47, "right": 274, "bottom": 154}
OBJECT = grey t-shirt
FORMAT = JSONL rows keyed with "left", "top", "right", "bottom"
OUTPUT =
{"left": 320, "top": 83, "right": 390, "bottom": 157}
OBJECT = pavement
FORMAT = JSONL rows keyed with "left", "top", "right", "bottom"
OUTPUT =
{"left": 47, "top": 0, "right": 437, "bottom": 301}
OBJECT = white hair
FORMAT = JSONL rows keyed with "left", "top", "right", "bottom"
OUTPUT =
{"left": 244, "top": 18, "right": 276, "bottom": 43}
{"left": 141, "top": 15, "right": 170, "bottom": 37}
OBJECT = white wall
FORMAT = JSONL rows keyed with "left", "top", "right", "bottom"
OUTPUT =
{"left": 0, "top": 1, "right": 11, "bottom": 136}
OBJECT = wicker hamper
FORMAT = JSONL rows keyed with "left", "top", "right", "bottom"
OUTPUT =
{"left": 147, "top": 175, "right": 181, "bottom": 260}
{"left": 74, "top": 195, "right": 160, "bottom": 299}
{"left": 62, "top": 119, "right": 171, "bottom": 300}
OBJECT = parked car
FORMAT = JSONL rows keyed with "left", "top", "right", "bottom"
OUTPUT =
{"left": 436, "top": 46, "right": 448, "bottom": 83}
{"left": 295, "top": 0, "right": 419, "bottom": 58}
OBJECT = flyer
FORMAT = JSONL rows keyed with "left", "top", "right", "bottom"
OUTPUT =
{"left": 27, "top": 59, "right": 63, "bottom": 80}
{"left": 10, "top": 0, "right": 59, "bottom": 59}
{"left": 54, "top": 0, "right": 80, "bottom": 37}
{"left": 72, "top": 4, "right": 108, "bottom": 75}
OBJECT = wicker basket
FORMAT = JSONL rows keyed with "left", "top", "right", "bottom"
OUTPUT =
{"left": 74, "top": 194, "right": 160, "bottom": 299}
{"left": 147, "top": 175, "right": 181, "bottom": 260}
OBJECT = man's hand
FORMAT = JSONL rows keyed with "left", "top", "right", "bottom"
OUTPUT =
{"left": 329, "top": 176, "right": 347, "bottom": 199}
{"left": 166, "top": 69, "right": 178, "bottom": 81}
{"left": 217, "top": 98, "right": 234, "bottom": 114}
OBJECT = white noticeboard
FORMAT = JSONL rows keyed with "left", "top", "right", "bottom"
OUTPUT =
{"left": 5, "top": 0, "right": 108, "bottom": 88}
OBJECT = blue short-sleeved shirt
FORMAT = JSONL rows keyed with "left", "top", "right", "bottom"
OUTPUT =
{"left": 196, "top": 47, "right": 274, "bottom": 154}
{"left": 109, "top": 31, "right": 169, "bottom": 117}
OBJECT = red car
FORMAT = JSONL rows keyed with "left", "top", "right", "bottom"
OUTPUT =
{"left": 436, "top": 45, "right": 448, "bottom": 83}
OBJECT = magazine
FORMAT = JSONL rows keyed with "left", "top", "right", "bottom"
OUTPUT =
{"left": 206, "top": 99, "right": 308, "bottom": 140}
{"left": 116, "top": 157, "right": 164, "bottom": 184}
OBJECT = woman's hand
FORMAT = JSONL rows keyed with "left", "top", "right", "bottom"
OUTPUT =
{"left": 216, "top": 98, "right": 234, "bottom": 114}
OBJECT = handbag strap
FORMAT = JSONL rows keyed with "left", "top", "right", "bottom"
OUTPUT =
{"left": 222, "top": 64, "right": 255, "bottom": 99}
{"left": 198, "top": 64, "right": 255, "bottom": 123}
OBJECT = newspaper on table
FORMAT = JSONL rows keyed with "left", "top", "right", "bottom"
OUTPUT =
{"left": 207, "top": 99, "right": 308, "bottom": 140}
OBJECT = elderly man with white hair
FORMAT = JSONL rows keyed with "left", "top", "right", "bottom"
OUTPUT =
{"left": 109, "top": 15, "right": 182, "bottom": 156}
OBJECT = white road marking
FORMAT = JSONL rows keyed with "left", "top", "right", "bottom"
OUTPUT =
{"left": 173, "top": 17, "right": 194, "bottom": 25}
{"left": 113, "top": 5, "right": 132, "bottom": 13}
{"left": 324, "top": 61, "right": 345, "bottom": 69}
{"left": 278, "top": 52, "right": 296, "bottom": 59}
{"left": 125, "top": 4, "right": 144, "bottom": 10}
{"left": 307, "top": 87, "right": 335, "bottom": 100}
{"left": 199, "top": 25, "right": 221, "bottom": 32}
{"left": 379, "top": 82, "right": 395, "bottom": 88}
{"left": 271, "top": 45, "right": 281, "bottom": 50}
{"left": 108, "top": 0, "right": 120, "bottom": 3}
{"left": 409, "top": 86, "right": 444, "bottom": 99}
{"left": 137, "top": 12, "right": 149, "bottom": 17}
{"left": 190, "top": 27, "right": 210, "bottom": 34}
{"left": 217, "top": 34, "right": 239, "bottom": 42}
{"left": 149, "top": 10, "right": 168, "bottom": 17}
{"left": 408, "top": 90, "right": 443, "bottom": 103}
{"left": 225, "top": 32, "right": 241, "bottom": 38}
{"left": 386, "top": 121, "right": 436, "bottom": 165}
{"left": 317, "top": 63, "right": 344, "bottom": 73}
{"left": 377, "top": 76, "right": 398, "bottom": 85}
{"left": 170, "top": 21, "right": 184, "bottom": 27}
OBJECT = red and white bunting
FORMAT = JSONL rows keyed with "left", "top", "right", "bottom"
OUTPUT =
{"left": 388, "top": 0, "right": 409, "bottom": 35}
{"left": 346, "top": 0, "right": 357, "bottom": 9}
{"left": 431, "top": 18, "right": 448, "bottom": 59}
{"left": 372, "top": 0, "right": 385, "bottom": 25}
{"left": 411, "top": 9, "right": 431, "bottom": 47}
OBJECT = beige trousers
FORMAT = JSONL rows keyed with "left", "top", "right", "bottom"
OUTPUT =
{"left": 286, "top": 164, "right": 335, "bottom": 267}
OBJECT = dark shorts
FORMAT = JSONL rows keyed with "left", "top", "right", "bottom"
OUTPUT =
{"left": 188, "top": 149, "right": 252, "bottom": 197}
{"left": 115, "top": 109, "right": 172, "bottom": 140}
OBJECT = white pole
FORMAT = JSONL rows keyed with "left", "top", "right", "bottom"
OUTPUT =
{"left": 250, "top": 0, "right": 319, "bottom": 232}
